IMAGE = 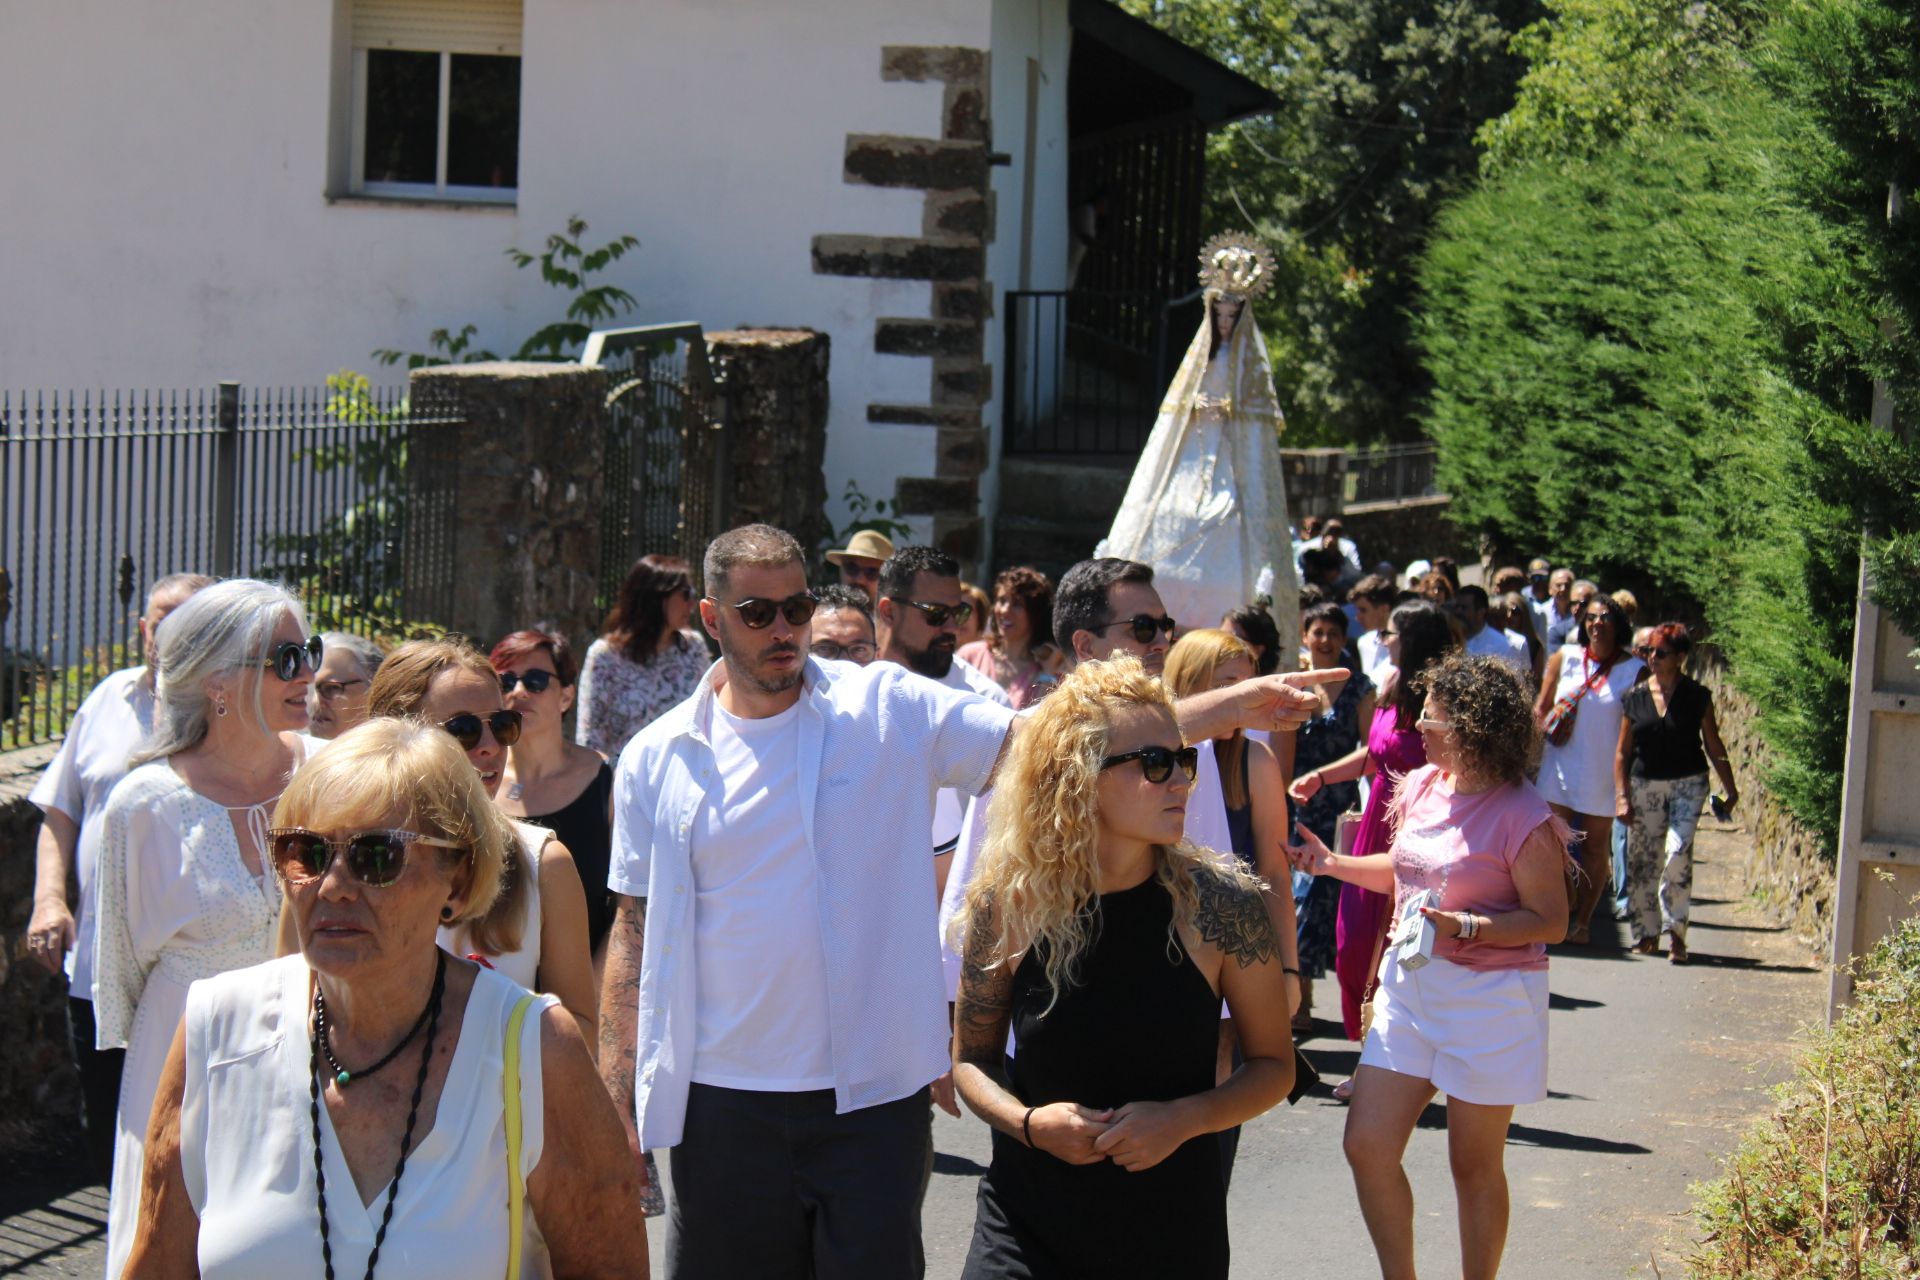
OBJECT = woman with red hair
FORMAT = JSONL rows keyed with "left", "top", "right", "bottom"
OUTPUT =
{"left": 1613, "top": 623, "right": 1739, "bottom": 962}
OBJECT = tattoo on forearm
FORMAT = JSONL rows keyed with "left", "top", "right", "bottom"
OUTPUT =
{"left": 597, "top": 897, "right": 645, "bottom": 1104}
{"left": 955, "top": 894, "right": 1014, "bottom": 1066}
{"left": 1194, "top": 869, "right": 1279, "bottom": 968}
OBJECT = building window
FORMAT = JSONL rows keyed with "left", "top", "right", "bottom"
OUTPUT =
{"left": 350, "top": 0, "right": 522, "bottom": 201}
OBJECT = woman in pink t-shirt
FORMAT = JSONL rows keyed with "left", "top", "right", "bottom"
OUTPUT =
{"left": 1289, "top": 654, "right": 1572, "bottom": 1280}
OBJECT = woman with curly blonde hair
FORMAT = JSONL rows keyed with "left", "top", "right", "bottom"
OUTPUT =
{"left": 950, "top": 656, "right": 1296, "bottom": 1279}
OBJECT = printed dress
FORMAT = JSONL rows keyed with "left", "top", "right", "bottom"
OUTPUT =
{"left": 575, "top": 633, "right": 711, "bottom": 759}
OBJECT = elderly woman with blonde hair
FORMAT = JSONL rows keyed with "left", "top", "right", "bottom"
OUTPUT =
{"left": 950, "top": 656, "right": 1296, "bottom": 1279}
{"left": 125, "top": 718, "right": 648, "bottom": 1278}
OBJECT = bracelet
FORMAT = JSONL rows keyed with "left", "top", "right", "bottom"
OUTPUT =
{"left": 1458, "top": 913, "right": 1479, "bottom": 940}
{"left": 1022, "top": 1105, "right": 1037, "bottom": 1149}
{"left": 1282, "top": 967, "right": 1301, "bottom": 977}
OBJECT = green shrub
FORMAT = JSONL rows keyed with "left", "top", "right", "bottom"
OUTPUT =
{"left": 1691, "top": 909, "right": 1920, "bottom": 1276}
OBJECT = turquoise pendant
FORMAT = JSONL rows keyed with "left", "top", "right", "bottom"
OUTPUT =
{"left": 336, "top": 1070, "right": 351, "bottom": 1087}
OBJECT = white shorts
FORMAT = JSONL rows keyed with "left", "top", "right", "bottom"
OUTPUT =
{"left": 1358, "top": 954, "right": 1549, "bottom": 1105}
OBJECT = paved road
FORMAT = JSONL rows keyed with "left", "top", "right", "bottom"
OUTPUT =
{"left": 5, "top": 821, "right": 1823, "bottom": 1277}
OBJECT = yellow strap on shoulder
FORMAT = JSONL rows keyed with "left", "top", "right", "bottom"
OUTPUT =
{"left": 504, "top": 992, "right": 539, "bottom": 1279}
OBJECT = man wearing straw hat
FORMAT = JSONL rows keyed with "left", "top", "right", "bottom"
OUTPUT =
{"left": 824, "top": 529, "right": 893, "bottom": 603}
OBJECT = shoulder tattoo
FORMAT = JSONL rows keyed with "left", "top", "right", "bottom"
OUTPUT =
{"left": 1192, "top": 869, "right": 1278, "bottom": 968}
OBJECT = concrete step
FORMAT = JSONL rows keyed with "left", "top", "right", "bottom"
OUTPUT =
{"left": 996, "top": 456, "right": 1134, "bottom": 525}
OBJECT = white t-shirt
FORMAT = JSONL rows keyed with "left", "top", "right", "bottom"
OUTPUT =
{"left": 1466, "top": 624, "right": 1531, "bottom": 676}
{"left": 28, "top": 666, "right": 155, "bottom": 994}
{"left": 689, "top": 698, "right": 834, "bottom": 1091}
{"left": 1356, "top": 630, "right": 1393, "bottom": 684}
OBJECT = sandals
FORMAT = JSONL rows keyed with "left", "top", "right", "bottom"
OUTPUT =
{"left": 1669, "top": 936, "right": 1689, "bottom": 965}
{"left": 1632, "top": 937, "right": 1658, "bottom": 955}
{"left": 1332, "top": 1076, "right": 1355, "bottom": 1103}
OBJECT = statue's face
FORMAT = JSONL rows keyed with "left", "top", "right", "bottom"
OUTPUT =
{"left": 1212, "top": 298, "right": 1243, "bottom": 343}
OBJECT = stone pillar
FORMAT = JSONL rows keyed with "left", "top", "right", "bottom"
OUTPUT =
{"left": 406, "top": 362, "right": 607, "bottom": 649}
{"left": 0, "top": 790, "right": 81, "bottom": 1155}
{"left": 708, "top": 330, "right": 833, "bottom": 559}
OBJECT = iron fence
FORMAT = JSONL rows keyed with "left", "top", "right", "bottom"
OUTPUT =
{"left": 1347, "top": 443, "right": 1441, "bottom": 506}
{"left": 0, "top": 381, "right": 463, "bottom": 749}
{"left": 1003, "top": 289, "right": 1202, "bottom": 456}
{"left": 581, "top": 324, "right": 729, "bottom": 611}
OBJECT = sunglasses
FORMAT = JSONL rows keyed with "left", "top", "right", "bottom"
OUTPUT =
{"left": 499, "top": 669, "right": 557, "bottom": 695}
{"left": 893, "top": 598, "right": 973, "bottom": 629}
{"left": 1416, "top": 716, "right": 1453, "bottom": 733}
{"left": 711, "top": 592, "right": 818, "bottom": 630}
{"left": 440, "top": 709, "right": 522, "bottom": 751}
{"left": 1647, "top": 647, "right": 1676, "bottom": 659}
{"left": 811, "top": 640, "right": 876, "bottom": 663}
{"left": 268, "top": 826, "right": 464, "bottom": 889}
{"left": 1100, "top": 744, "right": 1199, "bottom": 784}
{"left": 1095, "top": 614, "right": 1177, "bottom": 645}
{"left": 261, "top": 636, "right": 325, "bottom": 681}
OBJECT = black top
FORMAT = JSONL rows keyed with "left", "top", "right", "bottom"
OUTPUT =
{"left": 963, "top": 878, "right": 1227, "bottom": 1279}
{"left": 1221, "top": 741, "right": 1256, "bottom": 870}
{"left": 530, "top": 762, "right": 615, "bottom": 947}
{"left": 1622, "top": 676, "right": 1712, "bottom": 781}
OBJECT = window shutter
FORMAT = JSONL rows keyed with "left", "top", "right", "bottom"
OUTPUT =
{"left": 352, "top": 0, "right": 522, "bottom": 56}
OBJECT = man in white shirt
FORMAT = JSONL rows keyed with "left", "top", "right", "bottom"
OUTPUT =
{"left": 25, "top": 571, "right": 211, "bottom": 1180}
{"left": 1347, "top": 573, "right": 1400, "bottom": 684}
{"left": 1456, "top": 584, "right": 1531, "bottom": 678}
{"left": 1538, "top": 567, "right": 1578, "bottom": 649}
{"left": 600, "top": 531, "right": 1338, "bottom": 1276}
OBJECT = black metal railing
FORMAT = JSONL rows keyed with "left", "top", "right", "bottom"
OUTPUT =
{"left": 581, "top": 324, "right": 730, "bottom": 611}
{"left": 1347, "top": 443, "right": 1441, "bottom": 506}
{"left": 1003, "top": 289, "right": 1202, "bottom": 456}
{"left": 0, "top": 381, "right": 463, "bottom": 749}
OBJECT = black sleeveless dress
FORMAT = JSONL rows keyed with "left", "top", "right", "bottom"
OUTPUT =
{"left": 529, "top": 761, "right": 615, "bottom": 948}
{"left": 961, "top": 878, "right": 1228, "bottom": 1279}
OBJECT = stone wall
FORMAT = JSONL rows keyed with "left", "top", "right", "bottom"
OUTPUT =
{"left": 1339, "top": 496, "right": 1477, "bottom": 576}
{"left": 405, "top": 362, "right": 609, "bottom": 649}
{"left": 0, "top": 787, "right": 79, "bottom": 1153}
{"left": 1693, "top": 648, "right": 1837, "bottom": 951}
{"left": 709, "top": 330, "right": 833, "bottom": 560}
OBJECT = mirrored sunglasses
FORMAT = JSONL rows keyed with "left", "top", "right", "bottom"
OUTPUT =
{"left": 261, "top": 635, "right": 325, "bottom": 681}
{"left": 441, "top": 709, "right": 522, "bottom": 751}
{"left": 268, "top": 826, "right": 464, "bottom": 889}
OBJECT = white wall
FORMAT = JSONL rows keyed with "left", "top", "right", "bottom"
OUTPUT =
{"left": 982, "top": 0, "right": 1071, "bottom": 565}
{"left": 0, "top": 0, "right": 996, "bottom": 543}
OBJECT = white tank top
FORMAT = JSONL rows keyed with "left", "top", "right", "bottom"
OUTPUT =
{"left": 180, "top": 954, "right": 557, "bottom": 1279}
{"left": 439, "top": 820, "right": 549, "bottom": 990}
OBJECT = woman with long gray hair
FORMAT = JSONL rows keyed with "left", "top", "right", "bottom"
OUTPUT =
{"left": 91, "top": 578, "right": 321, "bottom": 1279}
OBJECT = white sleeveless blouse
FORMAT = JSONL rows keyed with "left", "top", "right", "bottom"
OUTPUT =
{"left": 438, "top": 820, "right": 549, "bottom": 990}
{"left": 180, "top": 955, "right": 558, "bottom": 1279}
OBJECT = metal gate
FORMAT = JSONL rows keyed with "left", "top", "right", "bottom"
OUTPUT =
{"left": 581, "top": 325, "right": 730, "bottom": 611}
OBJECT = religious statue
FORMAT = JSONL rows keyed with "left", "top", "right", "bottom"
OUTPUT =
{"left": 1096, "top": 232, "right": 1299, "bottom": 642}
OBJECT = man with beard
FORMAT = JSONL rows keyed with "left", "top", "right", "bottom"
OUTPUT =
{"left": 600, "top": 526, "right": 1342, "bottom": 1278}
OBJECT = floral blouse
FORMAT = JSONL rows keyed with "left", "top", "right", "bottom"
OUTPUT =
{"left": 576, "top": 632, "right": 711, "bottom": 759}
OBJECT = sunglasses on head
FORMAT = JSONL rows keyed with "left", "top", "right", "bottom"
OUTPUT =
{"left": 711, "top": 592, "right": 818, "bottom": 630}
{"left": 1095, "top": 614, "right": 1177, "bottom": 645}
{"left": 440, "top": 709, "right": 522, "bottom": 751}
{"left": 498, "top": 668, "right": 557, "bottom": 695}
{"left": 893, "top": 598, "right": 973, "bottom": 628}
{"left": 261, "top": 636, "right": 325, "bottom": 681}
{"left": 269, "top": 826, "right": 464, "bottom": 889}
{"left": 1100, "top": 744, "right": 1199, "bottom": 784}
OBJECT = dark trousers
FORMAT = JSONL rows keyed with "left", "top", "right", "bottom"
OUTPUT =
{"left": 69, "top": 997, "right": 125, "bottom": 1184}
{"left": 667, "top": 1083, "right": 932, "bottom": 1280}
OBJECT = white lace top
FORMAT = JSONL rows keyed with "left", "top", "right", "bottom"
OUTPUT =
{"left": 575, "top": 633, "right": 710, "bottom": 759}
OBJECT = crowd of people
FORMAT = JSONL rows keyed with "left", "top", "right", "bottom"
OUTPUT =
{"left": 17, "top": 516, "right": 1740, "bottom": 1279}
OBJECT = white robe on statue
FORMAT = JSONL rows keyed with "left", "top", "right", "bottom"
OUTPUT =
{"left": 1096, "top": 292, "right": 1299, "bottom": 642}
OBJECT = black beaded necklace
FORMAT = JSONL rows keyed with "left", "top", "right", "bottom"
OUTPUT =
{"left": 308, "top": 950, "right": 447, "bottom": 1280}
{"left": 315, "top": 959, "right": 440, "bottom": 1088}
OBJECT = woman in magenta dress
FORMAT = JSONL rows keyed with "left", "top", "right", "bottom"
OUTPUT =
{"left": 1290, "top": 601, "right": 1456, "bottom": 1056}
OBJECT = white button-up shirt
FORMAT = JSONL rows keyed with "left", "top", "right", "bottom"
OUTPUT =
{"left": 28, "top": 666, "right": 155, "bottom": 995}
{"left": 609, "top": 656, "right": 1015, "bottom": 1149}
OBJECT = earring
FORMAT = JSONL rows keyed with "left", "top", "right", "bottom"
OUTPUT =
{"left": 213, "top": 696, "right": 229, "bottom": 718}
{"left": 440, "top": 906, "right": 454, "bottom": 923}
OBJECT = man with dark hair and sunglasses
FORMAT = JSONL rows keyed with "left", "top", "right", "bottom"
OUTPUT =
{"left": 1051, "top": 556, "right": 1177, "bottom": 677}
{"left": 601, "top": 524, "right": 1345, "bottom": 1278}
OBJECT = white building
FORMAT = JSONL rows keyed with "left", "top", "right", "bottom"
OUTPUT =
{"left": 1, "top": 0, "right": 1274, "bottom": 569}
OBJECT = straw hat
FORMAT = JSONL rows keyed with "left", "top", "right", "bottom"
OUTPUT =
{"left": 825, "top": 529, "right": 895, "bottom": 566}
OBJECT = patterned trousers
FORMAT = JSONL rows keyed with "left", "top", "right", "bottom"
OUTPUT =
{"left": 1626, "top": 773, "right": 1708, "bottom": 944}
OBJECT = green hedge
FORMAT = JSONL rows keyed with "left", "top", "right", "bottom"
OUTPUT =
{"left": 1691, "top": 912, "right": 1920, "bottom": 1275}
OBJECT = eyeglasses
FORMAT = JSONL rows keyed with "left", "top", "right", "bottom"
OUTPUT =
{"left": 1094, "top": 614, "right": 1177, "bottom": 645}
{"left": 1647, "top": 647, "right": 1676, "bottom": 659}
{"left": 810, "top": 640, "right": 876, "bottom": 663}
{"left": 268, "top": 826, "right": 463, "bottom": 889}
{"left": 261, "top": 636, "right": 324, "bottom": 681}
{"left": 710, "top": 592, "right": 818, "bottom": 630}
{"left": 314, "top": 678, "right": 366, "bottom": 702}
{"left": 440, "top": 709, "right": 522, "bottom": 751}
{"left": 1100, "top": 744, "right": 1199, "bottom": 784}
{"left": 499, "top": 669, "right": 557, "bottom": 695}
{"left": 892, "top": 598, "right": 973, "bottom": 629}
